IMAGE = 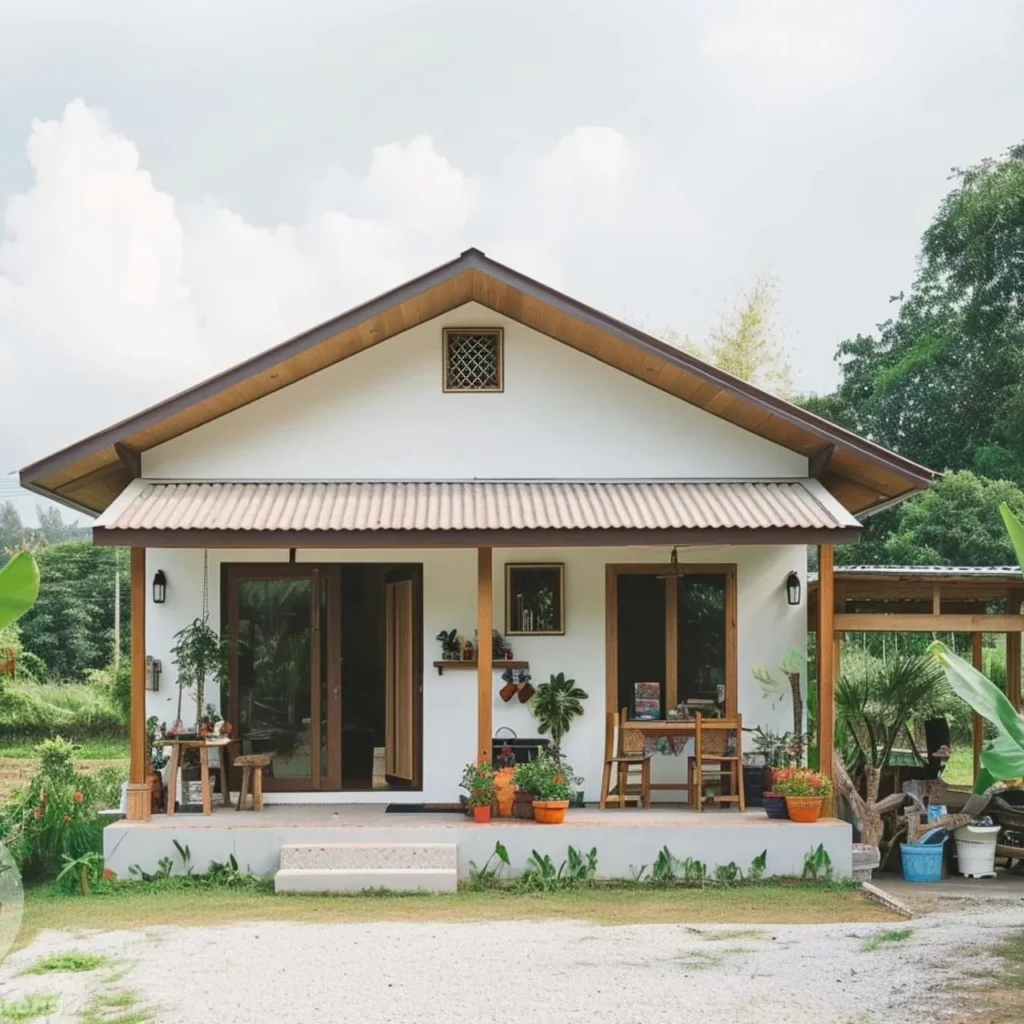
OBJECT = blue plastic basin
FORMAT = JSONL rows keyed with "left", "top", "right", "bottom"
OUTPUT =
{"left": 900, "top": 837, "right": 946, "bottom": 883}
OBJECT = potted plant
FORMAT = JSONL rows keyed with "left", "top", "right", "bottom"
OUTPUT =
{"left": 171, "top": 616, "right": 227, "bottom": 728}
{"left": 772, "top": 768, "right": 833, "bottom": 823}
{"left": 460, "top": 759, "right": 496, "bottom": 823}
{"left": 435, "top": 629, "right": 460, "bottom": 661}
{"left": 514, "top": 750, "right": 576, "bottom": 824}
{"left": 529, "top": 672, "right": 588, "bottom": 757}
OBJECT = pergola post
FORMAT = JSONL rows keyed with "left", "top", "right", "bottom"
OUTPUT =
{"left": 817, "top": 545, "right": 836, "bottom": 788}
{"left": 126, "top": 547, "right": 151, "bottom": 821}
{"left": 972, "top": 632, "right": 984, "bottom": 785}
{"left": 1008, "top": 590, "right": 1022, "bottom": 712}
{"left": 476, "top": 547, "right": 493, "bottom": 763}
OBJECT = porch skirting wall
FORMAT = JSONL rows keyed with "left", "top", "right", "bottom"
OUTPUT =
{"left": 104, "top": 810, "right": 852, "bottom": 881}
{"left": 143, "top": 544, "right": 807, "bottom": 804}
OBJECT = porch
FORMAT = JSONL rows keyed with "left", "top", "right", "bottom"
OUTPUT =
{"left": 103, "top": 803, "right": 853, "bottom": 881}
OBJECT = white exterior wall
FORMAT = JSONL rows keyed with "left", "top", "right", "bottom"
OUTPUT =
{"left": 142, "top": 302, "right": 807, "bottom": 481}
{"left": 143, "top": 543, "right": 807, "bottom": 804}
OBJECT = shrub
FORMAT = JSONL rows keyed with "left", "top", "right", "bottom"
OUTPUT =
{"left": 0, "top": 680, "right": 123, "bottom": 741}
{"left": 0, "top": 737, "right": 106, "bottom": 881}
{"left": 459, "top": 760, "right": 496, "bottom": 807}
{"left": 513, "top": 750, "right": 577, "bottom": 801}
{"left": 772, "top": 768, "right": 834, "bottom": 798}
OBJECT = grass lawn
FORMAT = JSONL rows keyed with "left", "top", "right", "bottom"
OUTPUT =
{"left": 944, "top": 745, "right": 974, "bottom": 787}
{"left": 0, "top": 738, "right": 128, "bottom": 804}
{"left": 13, "top": 881, "right": 897, "bottom": 949}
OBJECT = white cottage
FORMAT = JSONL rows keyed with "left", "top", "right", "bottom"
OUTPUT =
{"left": 21, "top": 248, "right": 936, "bottom": 823}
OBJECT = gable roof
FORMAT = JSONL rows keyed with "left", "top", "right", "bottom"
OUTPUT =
{"left": 19, "top": 248, "right": 938, "bottom": 516}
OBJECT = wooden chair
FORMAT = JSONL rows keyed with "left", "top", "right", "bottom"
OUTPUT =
{"left": 599, "top": 708, "right": 652, "bottom": 809}
{"left": 234, "top": 753, "right": 274, "bottom": 811}
{"left": 688, "top": 713, "right": 745, "bottom": 812}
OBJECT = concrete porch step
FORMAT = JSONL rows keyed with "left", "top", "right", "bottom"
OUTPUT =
{"left": 279, "top": 841, "right": 457, "bottom": 871}
{"left": 274, "top": 867, "right": 457, "bottom": 893}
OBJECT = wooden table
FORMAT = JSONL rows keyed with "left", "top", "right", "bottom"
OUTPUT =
{"left": 624, "top": 718, "right": 739, "bottom": 795}
{"left": 165, "top": 737, "right": 235, "bottom": 815}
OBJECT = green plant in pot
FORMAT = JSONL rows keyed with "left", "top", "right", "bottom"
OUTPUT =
{"left": 529, "top": 672, "right": 588, "bottom": 759}
{"left": 460, "top": 759, "right": 497, "bottom": 823}
{"left": 170, "top": 617, "right": 227, "bottom": 732}
{"left": 514, "top": 750, "right": 577, "bottom": 824}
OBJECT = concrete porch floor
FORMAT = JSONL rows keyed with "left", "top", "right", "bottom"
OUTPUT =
{"left": 104, "top": 804, "right": 853, "bottom": 881}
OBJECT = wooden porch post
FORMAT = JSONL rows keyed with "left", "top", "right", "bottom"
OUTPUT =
{"left": 817, "top": 545, "right": 836, "bottom": 787}
{"left": 972, "top": 632, "right": 984, "bottom": 785}
{"left": 1007, "top": 590, "right": 1022, "bottom": 712}
{"left": 476, "top": 547, "right": 493, "bottom": 763}
{"left": 126, "top": 547, "right": 151, "bottom": 821}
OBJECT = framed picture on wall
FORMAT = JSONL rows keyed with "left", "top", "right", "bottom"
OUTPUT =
{"left": 505, "top": 563, "right": 565, "bottom": 635}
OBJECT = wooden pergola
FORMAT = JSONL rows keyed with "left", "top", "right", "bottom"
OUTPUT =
{"left": 810, "top": 559, "right": 1024, "bottom": 783}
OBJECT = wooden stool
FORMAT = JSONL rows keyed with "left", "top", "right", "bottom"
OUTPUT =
{"left": 234, "top": 753, "right": 273, "bottom": 811}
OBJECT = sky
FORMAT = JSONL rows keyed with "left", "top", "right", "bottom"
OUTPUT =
{"left": 1, "top": 0, "right": 1022, "bottom": 522}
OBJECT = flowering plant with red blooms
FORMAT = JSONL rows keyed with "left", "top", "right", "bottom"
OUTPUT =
{"left": 0, "top": 738, "right": 110, "bottom": 883}
{"left": 771, "top": 768, "right": 833, "bottom": 797}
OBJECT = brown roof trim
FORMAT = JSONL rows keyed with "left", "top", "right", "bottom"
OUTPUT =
{"left": 20, "top": 251, "right": 471, "bottom": 486}
{"left": 468, "top": 252, "right": 936, "bottom": 488}
{"left": 93, "top": 524, "right": 861, "bottom": 549}
{"left": 21, "top": 247, "right": 937, "bottom": 501}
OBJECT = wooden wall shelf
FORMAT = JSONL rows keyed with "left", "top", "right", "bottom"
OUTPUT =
{"left": 433, "top": 660, "right": 529, "bottom": 676}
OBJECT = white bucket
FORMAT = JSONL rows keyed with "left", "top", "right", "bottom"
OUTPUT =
{"left": 954, "top": 824, "right": 1001, "bottom": 878}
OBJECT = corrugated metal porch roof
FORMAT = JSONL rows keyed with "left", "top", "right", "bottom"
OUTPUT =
{"left": 96, "top": 479, "right": 859, "bottom": 534}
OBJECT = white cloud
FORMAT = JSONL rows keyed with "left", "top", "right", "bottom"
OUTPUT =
{"left": 0, "top": 103, "right": 635, "bottom": 466}
{"left": 533, "top": 126, "right": 632, "bottom": 214}
{"left": 703, "top": 1, "right": 868, "bottom": 92}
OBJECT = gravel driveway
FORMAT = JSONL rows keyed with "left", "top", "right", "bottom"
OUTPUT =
{"left": 0, "top": 901, "right": 1018, "bottom": 1023}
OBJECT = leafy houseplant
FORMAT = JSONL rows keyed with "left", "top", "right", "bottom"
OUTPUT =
{"left": 170, "top": 617, "right": 226, "bottom": 730}
{"left": 529, "top": 672, "right": 588, "bottom": 757}
{"left": 435, "top": 629, "right": 460, "bottom": 661}
{"left": 460, "top": 759, "right": 497, "bottom": 822}
{"left": 514, "top": 750, "right": 577, "bottom": 823}
{"left": 772, "top": 768, "right": 833, "bottom": 823}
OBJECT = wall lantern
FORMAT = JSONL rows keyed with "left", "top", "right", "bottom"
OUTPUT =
{"left": 785, "top": 571, "right": 801, "bottom": 606}
{"left": 152, "top": 570, "right": 167, "bottom": 604}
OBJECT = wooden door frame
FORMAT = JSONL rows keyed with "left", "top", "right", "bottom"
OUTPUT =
{"left": 605, "top": 563, "right": 738, "bottom": 720}
{"left": 379, "top": 564, "right": 424, "bottom": 790}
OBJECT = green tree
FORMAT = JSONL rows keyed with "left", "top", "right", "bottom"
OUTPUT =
{"left": 836, "top": 471, "right": 1024, "bottom": 566}
{"left": 821, "top": 142, "right": 1024, "bottom": 480}
{"left": 17, "top": 542, "right": 128, "bottom": 680}
{"left": 706, "top": 274, "right": 793, "bottom": 396}
{"left": 36, "top": 504, "right": 88, "bottom": 545}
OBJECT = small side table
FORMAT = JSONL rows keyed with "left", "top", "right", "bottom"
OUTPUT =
{"left": 165, "top": 737, "right": 235, "bottom": 815}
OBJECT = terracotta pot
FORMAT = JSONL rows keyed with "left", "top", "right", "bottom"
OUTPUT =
{"left": 495, "top": 767, "right": 516, "bottom": 817}
{"left": 473, "top": 804, "right": 492, "bottom": 823}
{"left": 147, "top": 769, "right": 163, "bottom": 813}
{"left": 517, "top": 682, "right": 536, "bottom": 703}
{"left": 533, "top": 799, "right": 569, "bottom": 824}
{"left": 512, "top": 790, "right": 535, "bottom": 819}
{"left": 784, "top": 796, "right": 824, "bottom": 823}
{"left": 499, "top": 681, "right": 519, "bottom": 703}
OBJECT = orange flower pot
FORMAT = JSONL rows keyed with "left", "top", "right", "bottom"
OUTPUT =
{"left": 473, "top": 804, "right": 492, "bottom": 823}
{"left": 532, "top": 799, "right": 569, "bottom": 824}
{"left": 784, "top": 796, "right": 823, "bottom": 823}
{"left": 495, "top": 768, "right": 516, "bottom": 817}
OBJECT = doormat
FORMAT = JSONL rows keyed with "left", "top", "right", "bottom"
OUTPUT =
{"left": 385, "top": 803, "right": 463, "bottom": 814}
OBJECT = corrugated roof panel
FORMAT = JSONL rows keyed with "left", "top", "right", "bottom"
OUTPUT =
{"left": 97, "top": 479, "right": 858, "bottom": 534}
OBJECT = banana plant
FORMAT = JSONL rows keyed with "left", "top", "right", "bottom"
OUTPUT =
{"left": 0, "top": 551, "right": 40, "bottom": 630}
{"left": 928, "top": 501, "right": 1024, "bottom": 793}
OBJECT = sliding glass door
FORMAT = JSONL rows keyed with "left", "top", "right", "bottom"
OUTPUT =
{"left": 226, "top": 565, "right": 336, "bottom": 791}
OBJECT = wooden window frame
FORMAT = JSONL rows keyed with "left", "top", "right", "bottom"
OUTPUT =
{"left": 604, "top": 563, "right": 737, "bottom": 719}
{"left": 442, "top": 327, "right": 504, "bottom": 393}
{"left": 505, "top": 562, "right": 566, "bottom": 636}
